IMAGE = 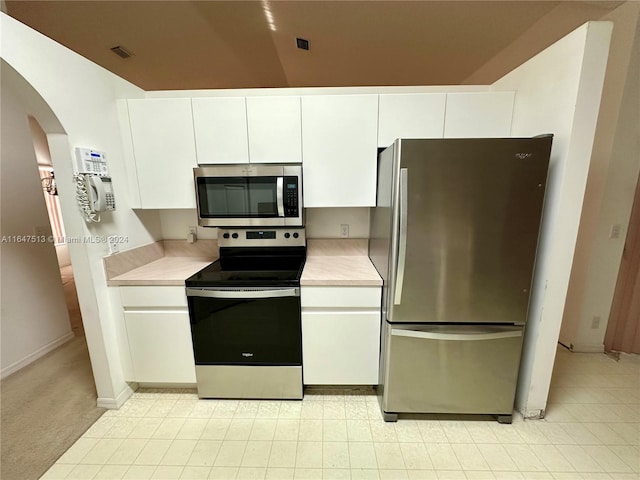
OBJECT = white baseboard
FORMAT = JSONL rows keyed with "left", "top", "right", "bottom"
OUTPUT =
{"left": 97, "top": 383, "right": 137, "bottom": 409}
{"left": 568, "top": 343, "right": 605, "bottom": 353}
{"left": 1, "top": 331, "right": 74, "bottom": 379}
{"left": 521, "top": 408, "right": 545, "bottom": 420}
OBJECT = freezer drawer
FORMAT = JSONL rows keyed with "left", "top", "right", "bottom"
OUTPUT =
{"left": 382, "top": 324, "right": 523, "bottom": 416}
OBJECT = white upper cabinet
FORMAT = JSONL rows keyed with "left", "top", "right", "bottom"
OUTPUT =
{"left": 302, "top": 94, "right": 379, "bottom": 207}
{"left": 192, "top": 97, "right": 249, "bottom": 164}
{"left": 246, "top": 96, "right": 302, "bottom": 164}
{"left": 444, "top": 92, "right": 515, "bottom": 138}
{"left": 127, "top": 98, "right": 197, "bottom": 208}
{"left": 378, "top": 93, "right": 446, "bottom": 147}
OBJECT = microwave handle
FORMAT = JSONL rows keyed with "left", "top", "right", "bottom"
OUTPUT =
{"left": 276, "top": 177, "right": 285, "bottom": 217}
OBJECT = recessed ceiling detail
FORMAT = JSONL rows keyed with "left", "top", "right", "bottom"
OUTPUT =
{"left": 296, "top": 38, "right": 310, "bottom": 51}
{"left": 110, "top": 45, "right": 133, "bottom": 59}
{"left": 4, "top": 1, "right": 623, "bottom": 91}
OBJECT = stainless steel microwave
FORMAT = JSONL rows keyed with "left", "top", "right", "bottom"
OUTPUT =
{"left": 194, "top": 164, "right": 303, "bottom": 227}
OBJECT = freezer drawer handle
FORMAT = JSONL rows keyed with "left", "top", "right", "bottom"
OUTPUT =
{"left": 391, "top": 328, "right": 523, "bottom": 341}
{"left": 186, "top": 287, "right": 299, "bottom": 299}
{"left": 394, "top": 168, "right": 408, "bottom": 305}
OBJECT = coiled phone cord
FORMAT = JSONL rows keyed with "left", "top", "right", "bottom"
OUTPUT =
{"left": 74, "top": 174, "right": 100, "bottom": 223}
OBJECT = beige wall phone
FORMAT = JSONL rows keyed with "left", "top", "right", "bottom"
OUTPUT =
{"left": 74, "top": 147, "right": 115, "bottom": 222}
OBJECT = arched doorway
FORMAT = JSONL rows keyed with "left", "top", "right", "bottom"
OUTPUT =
{"left": 1, "top": 60, "right": 106, "bottom": 480}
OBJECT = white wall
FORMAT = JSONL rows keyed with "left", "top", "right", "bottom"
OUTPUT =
{"left": 492, "top": 22, "right": 613, "bottom": 418}
{"left": 305, "top": 208, "right": 370, "bottom": 238}
{"left": 0, "top": 73, "right": 73, "bottom": 378}
{"left": 159, "top": 210, "right": 217, "bottom": 240}
{"left": 1, "top": 13, "right": 163, "bottom": 407}
{"left": 560, "top": 4, "right": 640, "bottom": 352}
{"left": 159, "top": 207, "right": 371, "bottom": 240}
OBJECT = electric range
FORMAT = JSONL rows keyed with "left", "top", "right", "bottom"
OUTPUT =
{"left": 185, "top": 227, "right": 306, "bottom": 399}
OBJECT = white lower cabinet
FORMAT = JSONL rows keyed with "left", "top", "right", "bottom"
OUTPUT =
{"left": 124, "top": 311, "right": 196, "bottom": 383}
{"left": 120, "top": 286, "right": 195, "bottom": 384}
{"left": 301, "top": 286, "right": 381, "bottom": 385}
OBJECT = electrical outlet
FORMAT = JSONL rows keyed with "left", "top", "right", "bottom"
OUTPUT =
{"left": 610, "top": 224, "right": 622, "bottom": 239}
{"left": 591, "top": 316, "right": 601, "bottom": 329}
{"left": 108, "top": 236, "right": 119, "bottom": 255}
{"left": 187, "top": 225, "right": 198, "bottom": 244}
{"left": 340, "top": 224, "right": 349, "bottom": 238}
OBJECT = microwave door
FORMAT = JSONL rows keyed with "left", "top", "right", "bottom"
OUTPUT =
{"left": 224, "top": 185, "right": 248, "bottom": 214}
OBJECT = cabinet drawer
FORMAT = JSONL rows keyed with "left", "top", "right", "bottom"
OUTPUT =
{"left": 301, "top": 286, "right": 381, "bottom": 308}
{"left": 120, "top": 286, "right": 188, "bottom": 308}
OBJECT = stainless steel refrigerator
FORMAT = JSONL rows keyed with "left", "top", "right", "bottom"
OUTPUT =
{"left": 369, "top": 137, "right": 552, "bottom": 423}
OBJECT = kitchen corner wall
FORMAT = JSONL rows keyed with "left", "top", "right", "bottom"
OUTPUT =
{"left": 0, "top": 13, "right": 163, "bottom": 406}
{"left": 492, "top": 21, "right": 614, "bottom": 418}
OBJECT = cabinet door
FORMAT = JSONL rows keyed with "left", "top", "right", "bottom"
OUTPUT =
{"left": 302, "top": 311, "right": 380, "bottom": 385}
{"left": 246, "top": 96, "right": 302, "bottom": 164}
{"left": 124, "top": 311, "right": 196, "bottom": 383}
{"left": 444, "top": 92, "right": 514, "bottom": 138}
{"left": 192, "top": 97, "right": 249, "bottom": 164}
{"left": 378, "top": 93, "right": 446, "bottom": 147}
{"left": 302, "top": 95, "right": 379, "bottom": 207}
{"left": 127, "top": 99, "right": 197, "bottom": 208}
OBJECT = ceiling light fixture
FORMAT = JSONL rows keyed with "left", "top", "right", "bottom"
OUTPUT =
{"left": 110, "top": 45, "right": 134, "bottom": 59}
{"left": 262, "top": 0, "right": 277, "bottom": 32}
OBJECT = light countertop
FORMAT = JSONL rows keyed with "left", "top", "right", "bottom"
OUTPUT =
{"left": 300, "top": 255, "right": 382, "bottom": 286}
{"left": 106, "top": 238, "right": 381, "bottom": 287}
{"left": 301, "top": 239, "right": 381, "bottom": 287}
{"left": 107, "top": 256, "right": 214, "bottom": 286}
{"left": 105, "top": 240, "right": 217, "bottom": 286}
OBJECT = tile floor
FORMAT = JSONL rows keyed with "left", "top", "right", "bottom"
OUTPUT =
{"left": 41, "top": 346, "right": 639, "bottom": 480}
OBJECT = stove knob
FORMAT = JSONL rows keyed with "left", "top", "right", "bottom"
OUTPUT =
{"left": 223, "top": 233, "right": 230, "bottom": 239}
{"left": 284, "top": 232, "right": 291, "bottom": 239}
{"left": 232, "top": 233, "right": 239, "bottom": 239}
{"left": 293, "top": 232, "right": 299, "bottom": 239}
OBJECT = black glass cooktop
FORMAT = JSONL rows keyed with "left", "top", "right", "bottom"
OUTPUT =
{"left": 186, "top": 247, "right": 306, "bottom": 288}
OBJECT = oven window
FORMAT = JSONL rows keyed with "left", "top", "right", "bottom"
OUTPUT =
{"left": 189, "top": 295, "right": 302, "bottom": 366}
{"left": 197, "top": 177, "right": 278, "bottom": 218}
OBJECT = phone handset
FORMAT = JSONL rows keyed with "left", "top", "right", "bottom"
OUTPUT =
{"left": 74, "top": 174, "right": 115, "bottom": 222}
{"left": 87, "top": 175, "right": 106, "bottom": 212}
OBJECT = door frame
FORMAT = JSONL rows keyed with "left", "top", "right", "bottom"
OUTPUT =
{"left": 605, "top": 172, "right": 640, "bottom": 353}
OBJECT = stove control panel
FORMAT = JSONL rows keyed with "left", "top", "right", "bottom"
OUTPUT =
{"left": 218, "top": 228, "right": 306, "bottom": 247}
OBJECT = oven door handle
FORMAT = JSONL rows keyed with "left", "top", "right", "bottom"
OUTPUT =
{"left": 186, "top": 287, "right": 300, "bottom": 299}
{"left": 276, "top": 177, "right": 285, "bottom": 217}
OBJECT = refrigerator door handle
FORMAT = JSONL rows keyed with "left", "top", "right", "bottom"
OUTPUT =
{"left": 394, "top": 168, "right": 408, "bottom": 305}
{"left": 390, "top": 328, "right": 523, "bottom": 341}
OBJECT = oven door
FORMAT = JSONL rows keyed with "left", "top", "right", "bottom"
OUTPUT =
{"left": 186, "top": 287, "right": 302, "bottom": 366}
{"left": 194, "top": 165, "right": 302, "bottom": 227}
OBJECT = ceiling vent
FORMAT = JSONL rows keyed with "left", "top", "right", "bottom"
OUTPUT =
{"left": 296, "top": 38, "right": 309, "bottom": 51}
{"left": 110, "top": 45, "right": 134, "bottom": 59}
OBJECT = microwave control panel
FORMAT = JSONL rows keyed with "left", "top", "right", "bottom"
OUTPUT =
{"left": 284, "top": 176, "right": 299, "bottom": 217}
